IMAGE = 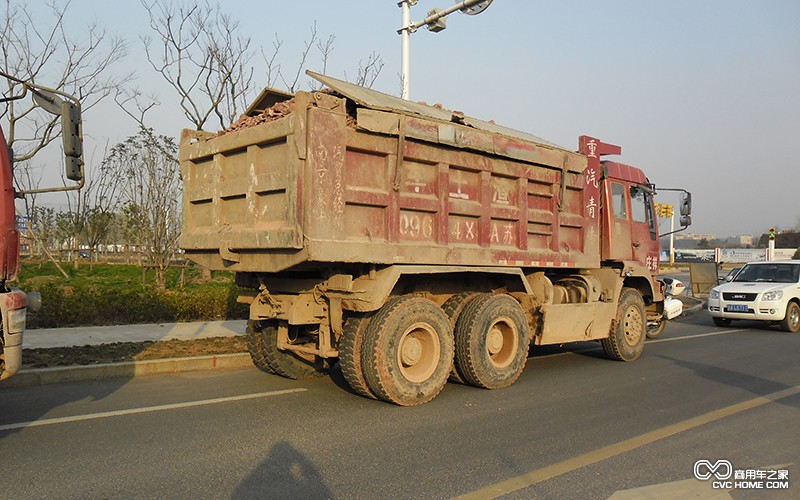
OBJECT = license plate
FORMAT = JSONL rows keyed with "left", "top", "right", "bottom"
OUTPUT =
{"left": 727, "top": 304, "right": 749, "bottom": 312}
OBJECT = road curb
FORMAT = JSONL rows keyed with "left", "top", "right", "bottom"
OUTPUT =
{"left": 0, "top": 352, "right": 253, "bottom": 389}
{"left": 677, "top": 295, "right": 705, "bottom": 315}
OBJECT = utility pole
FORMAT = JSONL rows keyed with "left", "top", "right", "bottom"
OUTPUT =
{"left": 768, "top": 227, "right": 776, "bottom": 261}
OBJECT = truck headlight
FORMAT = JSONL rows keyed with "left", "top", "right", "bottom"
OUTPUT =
{"left": 761, "top": 290, "right": 783, "bottom": 301}
{"left": 710, "top": 289, "right": 720, "bottom": 300}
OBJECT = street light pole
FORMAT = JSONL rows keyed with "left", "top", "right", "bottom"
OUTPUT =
{"left": 398, "top": 0, "right": 493, "bottom": 100}
{"left": 400, "top": 0, "right": 414, "bottom": 100}
{"left": 670, "top": 211, "right": 675, "bottom": 266}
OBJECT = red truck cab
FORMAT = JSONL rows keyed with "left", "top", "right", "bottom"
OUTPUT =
{"left": 0, "top": 72, "right": 83, "bottom": 379}
{"left": 579, "top": 136, "right": 660, "bottom": 275}
{"left": 0, "top": 126, "right": 29, "bottom": 379}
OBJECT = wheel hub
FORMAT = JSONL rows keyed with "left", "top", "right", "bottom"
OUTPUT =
{"left": 623, "top": 306, "right": 643, "bottom": 344}
{"left": 400, "top": 337, "right": 423, "bottom": 366}
{"left": 485, "top": 318, "right": 518, "bottom": 369}
{"left": 397, "top": 323, "right": 440, "bottom": 383}
{"left": 487, "top": 328, "right": 504, "bottom": 355}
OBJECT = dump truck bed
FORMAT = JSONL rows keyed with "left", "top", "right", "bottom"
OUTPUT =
{"left": 180, "top": 73, "right": 601, "bottom": 273}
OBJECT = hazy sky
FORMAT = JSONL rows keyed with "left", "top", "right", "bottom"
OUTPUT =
{"left": 10, "top": 0, "right": 800, "bottom": 238}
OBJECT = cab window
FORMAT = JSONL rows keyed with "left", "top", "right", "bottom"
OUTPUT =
{"left": 630, "top": 186, "right": 647, "bottom": 223}
{"left": 611, "top": 182, "right": 627, "bottom": 219}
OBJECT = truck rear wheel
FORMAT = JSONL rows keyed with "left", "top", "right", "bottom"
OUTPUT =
{"left": 453, "top": 294, "right": 529, "bottom": 389}
{"left": 255, "top": 321, "right": 325, "bottom": 380}
{"left": 442, "top": 292, "right": 481, "bottom": 384}
{"left": 601, "top": 288, "right": 646, "bottom": 361}
{"left": 361, "top": 296, "right": 454, "bottom": 406}
{"left": 780, "top": 301, "right": 800, "bottom": 333}
{"left": 246, "top": 320, "right": 275, "bottom": 374}
{"left": 339, "top": 313, "right": 377, "bottom": 399}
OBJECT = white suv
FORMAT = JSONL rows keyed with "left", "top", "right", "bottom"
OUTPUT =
{"left": 708, "top": 260, "right": 800, "bottom": 333}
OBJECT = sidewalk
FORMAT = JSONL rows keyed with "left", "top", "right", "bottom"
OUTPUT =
{"left": 2, "top": 320, "right": 252, "bottom": 389}
{"left": 22, "top": 320, "right": 248, "bottom": 349}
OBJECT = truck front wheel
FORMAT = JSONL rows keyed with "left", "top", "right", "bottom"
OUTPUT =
{"left": 253, "top": 321, "right": 325, "bottom": 380}
{"left": 453, "top": 294, "right": 529, "bottom": 389}
{"left": 361, "top": 296, "right": 454, "bottom": 406}
{"left": 601, "top": 288, "right": 646, "bottom": 361}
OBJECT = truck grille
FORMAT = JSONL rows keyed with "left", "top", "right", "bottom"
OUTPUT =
{"left": 723, "top": 292, "right": 757, "bottom": 302}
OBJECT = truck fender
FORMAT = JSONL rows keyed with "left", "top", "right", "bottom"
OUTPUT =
{"left": 340, "top": 265, "right": 533, "bottom": 313}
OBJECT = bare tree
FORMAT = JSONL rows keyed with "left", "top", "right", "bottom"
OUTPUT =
{"left": 261, "top": 34, "right": 283, "bottom": 88}
{"left": 0, "top": 0, "right": 129, "bottom": 162}
{"left": 279, "top": 22, "right": 319, "bottom": 93}
{"left": 350, "top": 52, "right": 384, "bottom": 88}
{"left": 103, "top": 130, "right": 180, "bottom": 288}
{"left": 138, "top": 0, "right": 254, "bottom": 131}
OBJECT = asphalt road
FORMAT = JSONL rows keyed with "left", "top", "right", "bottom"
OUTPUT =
{"left": 1, "top": 312, "right": 798, "bottom": 499}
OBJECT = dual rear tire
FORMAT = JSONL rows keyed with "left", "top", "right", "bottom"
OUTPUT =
{"left": 246, "top": 320, "right": 325, "bottom": 379}
{"left": 341, "top": 293, "right": 530, "bottom": 405}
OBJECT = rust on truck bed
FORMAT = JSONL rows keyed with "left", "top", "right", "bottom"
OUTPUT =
{"left": 180, "top": 72, "right": 600, "bottom": 274}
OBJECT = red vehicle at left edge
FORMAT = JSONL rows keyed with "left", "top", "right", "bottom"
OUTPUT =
{"left": 0, "top": 71, "right": 84, "bottom": 379}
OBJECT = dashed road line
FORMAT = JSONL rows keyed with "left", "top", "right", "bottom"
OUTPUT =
{"left": 0, "top": 388, "right": 307, "bottom": 432}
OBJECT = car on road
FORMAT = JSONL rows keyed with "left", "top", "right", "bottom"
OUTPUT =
{"left": 719, "top": 266, "right": 742, "bottom": 283}
{"left": 708, "top": 260, "right": 800, "bottom": 333}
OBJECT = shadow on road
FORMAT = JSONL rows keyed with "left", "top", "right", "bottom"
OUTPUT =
{"left": 0, "top": 375, "right": 133, "bottom": 440}
{"left": 234, "top": 441, "right": 332, "bottom": 499}
{"left": 656, "top": 353, "right": 800, "bottom": 410}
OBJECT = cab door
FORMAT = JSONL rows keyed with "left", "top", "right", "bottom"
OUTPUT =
{"left": 603, "top": 181, "right": 632, "bottom": 261}
{"left": 629, "top": 185, "right": 659, "bottom": 273}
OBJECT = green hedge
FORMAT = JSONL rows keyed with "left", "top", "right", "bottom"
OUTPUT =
{"left": 17, "top": 262, "right": 249, "bottom": 329}
{"left": 26, "top": 282, "right": 248, "bottom": 329}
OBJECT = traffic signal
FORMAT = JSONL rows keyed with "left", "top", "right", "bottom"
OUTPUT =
{"left": 665, "top": 204, "right": 674, "bottom": 218}
{"left": 769, "top": 227, "right": 776, "bottom": 241}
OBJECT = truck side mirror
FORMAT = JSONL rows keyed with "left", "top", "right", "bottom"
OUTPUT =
{"left": 679, "top": 192, "right": 691, "bottom": 216}
{"left": 61, "top": 101, "right": 83, "bottom": 181}
{"left": 680, "top": 215, "right": 691, "bottom": 227}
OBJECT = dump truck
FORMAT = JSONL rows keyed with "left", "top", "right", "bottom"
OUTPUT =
{"left": 180, "top": 72, "right": 691, "bottom": 406}
{"left": 0, "top": 71, "right": 84, "bottom": 379}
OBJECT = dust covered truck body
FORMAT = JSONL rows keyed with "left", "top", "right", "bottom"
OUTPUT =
{"left": 180, "top": 72, "right": 685, "bottom": 405}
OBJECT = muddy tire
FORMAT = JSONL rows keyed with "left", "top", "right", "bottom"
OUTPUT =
{"left": 441, "top": 292, "right": 481, "bottom": 383}
{"left": 780, "top": 301, "right": 800, "bottom": 333}
{"left": 257, "top": 322, "right": 325, "bottom": 380}
{"left": 339, "top": 313, "right": 377, "bottom": 399}
{"left": 453, "top": 293, "right": 529, "bottom": 389}
{"left": 646, "top": 318, "right": 666, "bottom": 339}
{"left": 246, "top": 320, "right": 275, "bottom": 374}
{"left": 713, "top": 317, "right": 732, "bottom": 328}
{"left": 361, "top": 296, "right": 454, "bottom": 406}
{"left": 601, "top": 288, "right": 646, "bottom": 361}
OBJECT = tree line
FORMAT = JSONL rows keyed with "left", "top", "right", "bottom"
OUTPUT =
{"left": 2, "top": 0, "right": 385, "bottom": 288}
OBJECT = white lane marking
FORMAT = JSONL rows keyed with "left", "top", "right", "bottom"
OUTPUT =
{"left": 0, "top": 388, "right": 307, "bottom": 432}
{"left": 539, "top": 328, "right": 744, "bottom": 358}
{"left": 648, "top": 329, "right": 744, "bottom": 344}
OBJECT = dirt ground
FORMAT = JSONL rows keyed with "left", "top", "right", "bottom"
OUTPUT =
{"left": 21, "top": 336, "right": 248, "bottom": 369}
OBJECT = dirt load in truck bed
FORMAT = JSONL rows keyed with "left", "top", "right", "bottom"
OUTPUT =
{"left": 217, "top": 98, "right": 297, "bottom": 136}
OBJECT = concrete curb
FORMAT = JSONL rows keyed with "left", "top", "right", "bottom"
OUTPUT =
{"left": 1, "top": 352, "right": 253, "bottom": 389}
{"left": 677, "top": 295, "right": 706, "bottom": 315}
